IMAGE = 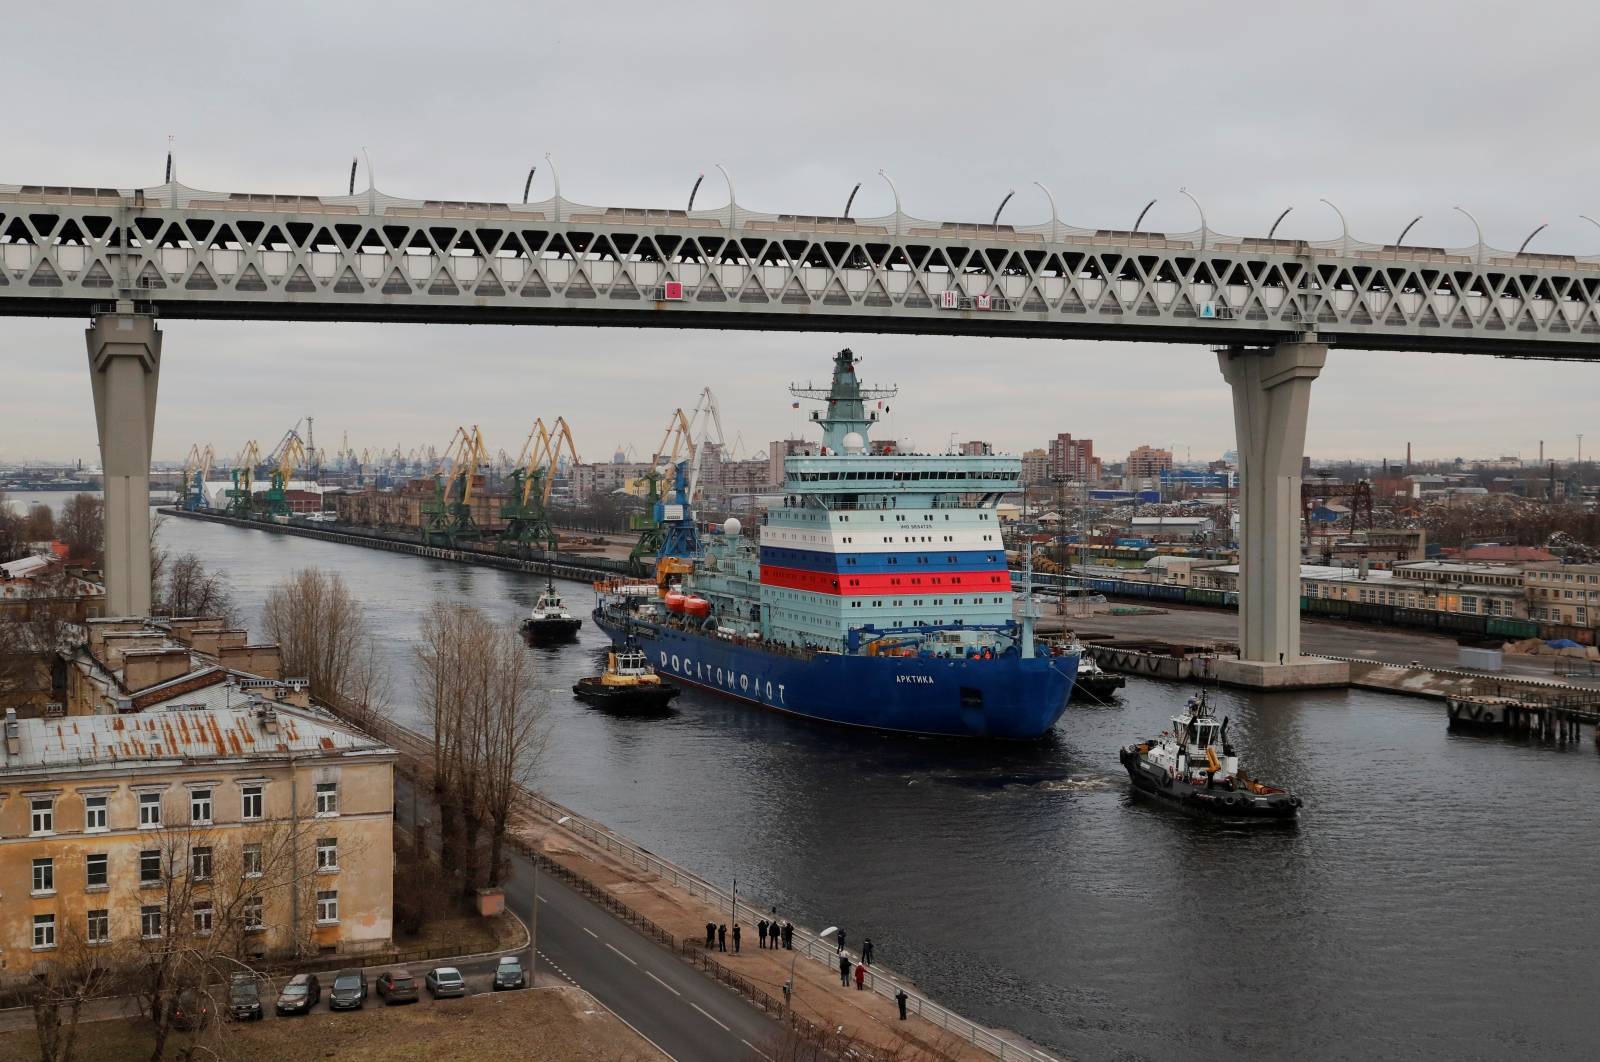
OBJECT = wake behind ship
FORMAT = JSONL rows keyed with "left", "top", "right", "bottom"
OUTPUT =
{"left": 594, "top": 348, "right": 1076, "bottom": 739}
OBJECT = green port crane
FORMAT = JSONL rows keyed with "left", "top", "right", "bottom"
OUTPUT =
{"left": 500, "top": 417, "right": 579, "bottom": 559}
{"left": 224, "top": 441, "right": 260, "bottom": 518}
{"left": 421, "top": 426, "right": 490, "bottom": 548}
{"left": 263, "top": 436, "right": 306, "bottom": 518}
{"left": 179, "top": 444, "right": 214, "bottom": 511}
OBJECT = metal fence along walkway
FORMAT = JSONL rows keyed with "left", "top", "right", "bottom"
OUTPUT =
{"left": 5, "top": 179, "right": 1600, "bottom": 357}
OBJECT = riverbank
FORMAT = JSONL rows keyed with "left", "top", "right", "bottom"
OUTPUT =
{"left": 164, "top": 507, "right": 626, "bottom": 584}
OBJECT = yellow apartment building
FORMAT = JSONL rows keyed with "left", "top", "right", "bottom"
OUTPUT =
{"left": 0, "top": 700, "right": 395, "bottom": 981}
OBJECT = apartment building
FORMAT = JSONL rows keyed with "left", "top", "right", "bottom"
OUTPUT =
{"left": 0, "top": 701, "right": 395, "bottom": 979}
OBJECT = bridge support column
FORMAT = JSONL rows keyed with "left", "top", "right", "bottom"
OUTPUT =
{"left": 1214, "top": 334, "right": 1348, "bottom": 689}
{"left": 87, "top": 303, "right": 162, "bottom": 618}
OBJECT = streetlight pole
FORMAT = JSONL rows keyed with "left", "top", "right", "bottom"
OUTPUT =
{"left": 787, "top": 925, "right": 837, "bottom": 1016}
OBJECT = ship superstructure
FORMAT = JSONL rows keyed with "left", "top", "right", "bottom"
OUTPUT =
{"left": 594, "top": 348, "right": 1075, "bottom": 739}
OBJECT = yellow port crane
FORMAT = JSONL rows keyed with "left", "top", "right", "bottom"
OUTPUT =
{"left": 501, "top": 417, "right": 579, "bottom": 558}
{"left": 421, "top": 425, "right": 489, "bottom": 547}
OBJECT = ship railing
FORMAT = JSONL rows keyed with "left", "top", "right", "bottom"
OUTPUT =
{"left": 522, "top": 791, "right": 1065, "bottom": 1062}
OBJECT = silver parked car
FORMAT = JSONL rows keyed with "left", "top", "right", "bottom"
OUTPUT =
{"left": 424, "top": 966, "right": 466, "bottom": 999}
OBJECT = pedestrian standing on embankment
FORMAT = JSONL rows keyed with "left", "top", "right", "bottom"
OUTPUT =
{"left": 855, "top": 962, "right": 866, "bottom": 991}
{"left": 718, "top": 924, "right": 727, "bottom": 952}
{"left": 758, "top": 919, "right": 768, "bottom": 948}
{"left": 706, "top": 922, "right": 715, "bottom": 948}
{"left": 839, "top": 953, "right": 851, "bottom": 986}
{"left": 862, "top": 938, "right": 874, "bottom": 965}
{"left": 733, "top": 924, "right": 741, "bottom": 953}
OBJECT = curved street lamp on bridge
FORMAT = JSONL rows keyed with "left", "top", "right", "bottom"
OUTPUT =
{"left": 1179, "top": 188, "right": 1208, "bottom": 252}
{"left": 1320, "top": 198, "right": 1349, "bottom": 257}
{"left": 1454, "top": 205, "right": 1484, "bottom": 265}
{"left": 1033, "top": 181, "right": 1060, "bottom": 243}
{"left": 878, "top": 170, "right": 903, "bottom": 236}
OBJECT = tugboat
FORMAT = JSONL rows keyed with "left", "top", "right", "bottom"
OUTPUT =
{"left": 521, "top": 579, "right": 582, "bottom": 645}
{"left": 1119, "top": 692, "right": 1301, "bottom": 821}
{"left": 573, "top": 644, "right": 680, "bottom": 712}
{"left": 1064, "top": 640, "right": 1125, "bottom": 703}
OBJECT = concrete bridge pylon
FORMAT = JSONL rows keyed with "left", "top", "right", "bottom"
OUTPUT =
{"left": 86, "top": 302, "right": 161, "bottom": 618}
{"left": 1216, "top": 334, "right": 1349, "bottom": 689}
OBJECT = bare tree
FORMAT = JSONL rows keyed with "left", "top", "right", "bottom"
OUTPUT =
{"left": 261, "top": 568, "right": 376, "bottom": 705}
{"left": 0, "top": 493, "right": 25, "bottom": 563}
{"left": 28, "top": 922, "right": 120, "bottom": 1062}
{"left": 56, "top": 495, "right": 103, "bottom": 569}
{"left": 22, "top": 504, "right": 56, "bottom": 542}
{"left": 154, "top": 554, "right": 238, "bottom": 625}
{"left": 415, "top": 601, "right": 546, "bottom": 895}
{"left": 127, "top": 818, "right": 335, "bottom": 1062}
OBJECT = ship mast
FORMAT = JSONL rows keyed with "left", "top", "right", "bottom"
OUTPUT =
{"left": 790, "top": 348, "right": 897, "bottom": 453}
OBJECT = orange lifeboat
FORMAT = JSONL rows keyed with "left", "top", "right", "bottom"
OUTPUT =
{"left": 683, "top": 596, "right": 711, "bottom": 619}
{"left": 664, "top": 592, "right": 688, "bottom": 613}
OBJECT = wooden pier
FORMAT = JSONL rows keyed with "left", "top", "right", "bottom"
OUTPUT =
{"left": 1446, "top": 690, "right": 1600, "bottom": 745}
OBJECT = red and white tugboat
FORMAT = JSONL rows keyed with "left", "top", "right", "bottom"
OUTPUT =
{"left": 1119, "top": 692, "right": 1301, "bottom": 821}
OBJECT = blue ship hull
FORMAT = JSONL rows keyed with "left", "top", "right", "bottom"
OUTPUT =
{"left": 594, "top": 611, "right": 1076, "bottom": 739}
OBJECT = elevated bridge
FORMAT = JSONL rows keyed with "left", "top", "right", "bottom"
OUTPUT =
{"left": 8, "top": 174, "right": 1590, "bottom": 686}
{"left": 4, "top": 181, "right": 1600, "bottom": 357}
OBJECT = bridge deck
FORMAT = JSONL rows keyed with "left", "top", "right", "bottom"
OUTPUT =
{"left": 5, "top": 181, "right": 1600, "bottom": 357}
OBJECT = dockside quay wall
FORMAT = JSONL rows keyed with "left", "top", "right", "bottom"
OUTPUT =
{"left": 1018, "top": 571, "right": 1548, "bottom": 641}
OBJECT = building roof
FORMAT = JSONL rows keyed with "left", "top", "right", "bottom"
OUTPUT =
{"left": 1460, "top": 545, "right": 1557, "bottom": 562}
{"left": 1207, "top": 563, "right": 1393, "bottom": 582}
{"left": 0, "top": 702, "right": 391, "bottom": 776}
{"left": 1, "top": 554, "right": 53, "bottom": 580}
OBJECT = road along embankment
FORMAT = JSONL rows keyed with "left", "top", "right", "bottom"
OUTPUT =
{"left": 347, "top": 708, "right": 1066, "bottom": 1062}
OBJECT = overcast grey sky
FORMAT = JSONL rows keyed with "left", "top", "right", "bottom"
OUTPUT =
{"left": 4, "top": 0, "right": 1598, "bottom": 467}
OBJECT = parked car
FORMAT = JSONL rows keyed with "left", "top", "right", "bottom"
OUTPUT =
{"left": 329, "top": 969, "right": 369, "bottom": 1011}
{"left": 171, "top": 988, "right": 212, "bottom": 1031}
{"left": 375, "top": 969, "right": 419, "bottom": 1005}
{"left": 275, "top": 973, "right": 321, "bottom": 1015}
{"left": 227, "top": 974, "right": 264, "bottom": 1022}
{"left": 424, "top": 967, "right": 466, "bottom": 999}
{"left": 492, "top": 956, "right": 526, "bottom": 991}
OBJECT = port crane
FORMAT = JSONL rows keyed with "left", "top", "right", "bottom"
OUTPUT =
{"left": 225, "top": 441, "right": 260, "bottom": 518}
{"left": 263, "top": 436, "right": 306, "bottom": 518}
{"left": 421, "top": 426, "right": 490, "bottom": 547}
{"left": 627, "top": 389, "right": 727, "bottom": 571}
{"left": 501, "top": 417, "right": 579, "bottom": 558}
{"left": 179, "top": 444, "right": 214, "bottom": 511}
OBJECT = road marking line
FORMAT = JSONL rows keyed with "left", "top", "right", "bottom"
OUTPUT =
{"left": 743, "top": 1040, "right": 775, "bottom": 1061}
{"left": 583, "top": 927, "right": 599, "bottom": 939}
{"left": 605, "top": 942, "right": 638, "bottom": 965}
{"left": 646, "top": 970, "right": 681, "bottom": 996}
{"left": 690, "top": 1001, "right": 730, "bottom": 1031}
{"left": 536, "top": 894, "right": 547, "bottom": 903}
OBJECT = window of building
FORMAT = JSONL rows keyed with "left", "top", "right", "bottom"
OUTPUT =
{"left": 242, "top": 844, "right": 263, "bottom": 878}
{"left": 86, "top": 853, "right": 108, "bottom": 890}
{"left": 241, "top": 784, "right": 263, "bottom": 821}
{"left": 30, "top": 797, "right": 54, "bottom": 835}
{"left": 190, "top": 789, "right": 212, "bottom": 825}
{"left": 141, "top": 906, "right": 162, "bottom": 940}
{"left": 33, "top": 914, "right": 56, "bottom": 950}
{"left": 84, "top": 794, "right": 108, "bottom": 832}
{"left": 316, "top": 837, "right": 338, "bottom": 872}
{"left": 315, "top": 782, "right": 338, "bottom": 816}
{"left": 316, "top": 890, "right": 339, "bottom": 924}
{"left": 138, "top": 792, "right": 162, "bottom": 828}
{"left": 87, "top": 910, "right": 109, "bottom": 944}
{"left": 139, "top": 849, "right": 161, "bottom": 885}
{"left": 243, "top": 896, "right": 264, "bottom": 931}
{"left": 193, "top": 901, "right": 213, "bottom": 936}
{"left": 32, "top": 858, "right": 54, "bottom": 895}
{"left": 190, "top": 846, "right": 213, "bottom": 881}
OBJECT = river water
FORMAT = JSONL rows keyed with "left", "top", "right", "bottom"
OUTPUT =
{"left": 23, "top": 498, "right": 1600, "bottom": 1061}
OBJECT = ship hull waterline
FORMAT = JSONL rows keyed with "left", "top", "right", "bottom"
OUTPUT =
{"left": 596, "top": 611, "right": 1076, "bottom": 740}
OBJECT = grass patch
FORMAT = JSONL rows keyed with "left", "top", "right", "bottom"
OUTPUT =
{"left": 395, "top": 910, "right": 521, "bottom": 961}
